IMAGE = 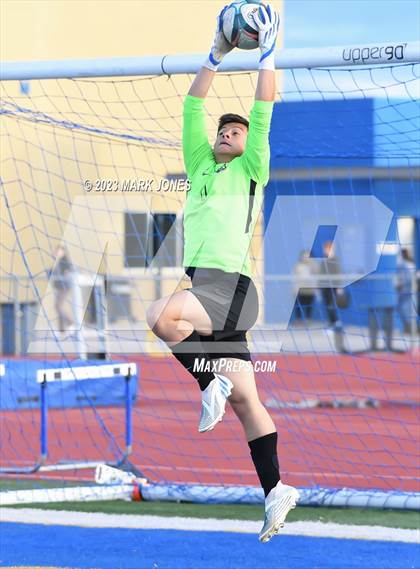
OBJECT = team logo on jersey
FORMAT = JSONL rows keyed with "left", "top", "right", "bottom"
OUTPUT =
{"left": 202, "top": 163, "right": 228, "bottom": 176}
{"left": 215, "top": 164, "right": 227, "bottom": 173}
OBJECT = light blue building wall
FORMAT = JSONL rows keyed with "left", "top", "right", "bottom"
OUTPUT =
{"left": 264, "top": 98, "right": 420, "bottom": 326}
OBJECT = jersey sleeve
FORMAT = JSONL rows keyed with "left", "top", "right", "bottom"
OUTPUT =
{"left": 240, "top": 100, "right": 274, "bottom": 185}
{"left": 183, "top": 95, "right": 213, "bottom": 178}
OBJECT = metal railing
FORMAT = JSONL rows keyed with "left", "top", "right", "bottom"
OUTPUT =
{"left": 0, "top": 269, "right": 418, "bottom": 356}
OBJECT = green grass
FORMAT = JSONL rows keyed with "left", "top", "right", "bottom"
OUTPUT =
{"left": 6, "top": 499, "right": 420, "bottom": 529}
{"left": 2, "top": 480, "right": 419, "bottom": 529}
{"left": 0, "top": 479, "right": 83, "bottom": 490}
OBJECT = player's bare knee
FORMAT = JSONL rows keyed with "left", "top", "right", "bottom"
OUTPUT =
{"left": 146, "top": 302, "right": 160, "bottom": 330}
{"left": 230, "top": 394, "right": 259, "bottom": 415}
{"left": 147, "top": 303, "right": 170, "bottom": 335}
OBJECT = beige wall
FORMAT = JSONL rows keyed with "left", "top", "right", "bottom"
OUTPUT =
{"left": 2, "top": 0, "right": 235, "bottom": 60}
{"left": 1, "top": 0, "right": 283, "bottom": 323}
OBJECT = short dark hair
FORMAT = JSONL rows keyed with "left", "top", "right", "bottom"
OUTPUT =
{"left": 218, "top": 113, "right": 249, "bottom": 133}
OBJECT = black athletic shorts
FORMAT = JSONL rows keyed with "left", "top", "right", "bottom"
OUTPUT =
{"left": 185, "top": 266, "right": 259, "bottom": 361}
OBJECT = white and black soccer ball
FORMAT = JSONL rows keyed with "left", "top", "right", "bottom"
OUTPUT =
{"left": 222, "top": 1, "right": 263, "bottom": 50}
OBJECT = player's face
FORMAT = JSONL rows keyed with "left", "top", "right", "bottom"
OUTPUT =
{"left": 214, "top": 122, "right": 248, "bottom": 161}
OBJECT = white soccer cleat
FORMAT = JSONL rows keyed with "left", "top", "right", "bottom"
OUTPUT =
{"left": 198, "top": 374, "right": 233, "bottom": 433}
{"left": 259, "top": 481, "right": 300, "bottom": 543}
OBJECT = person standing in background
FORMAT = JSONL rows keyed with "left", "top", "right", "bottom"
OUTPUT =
{"left": 396, "top": 248, "right": 416, "bottom": 334}
{"left": 292, "top": 250, "right": 318, "bottom": 322}
{"left": 318, "top": 241, "right": 346, "bottom": 353}
{"left": 51, "top": 245, "right": 74, "bottom": 333}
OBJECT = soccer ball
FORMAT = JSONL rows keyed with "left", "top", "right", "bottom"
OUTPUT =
{"left": 222, "top": 1, "right": 263, "bottom": 50}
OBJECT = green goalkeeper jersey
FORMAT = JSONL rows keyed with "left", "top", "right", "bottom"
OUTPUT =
{"left": 182, "top": 95, "right": 274, "bottom": 278}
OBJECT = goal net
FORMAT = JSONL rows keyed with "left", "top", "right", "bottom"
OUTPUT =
{"left": 1, "top": 44, "right": 419, "bottom": 508}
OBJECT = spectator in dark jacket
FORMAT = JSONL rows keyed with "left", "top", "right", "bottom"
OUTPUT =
{"left": 318, "top": 241, "right": 346, "bottom": 353}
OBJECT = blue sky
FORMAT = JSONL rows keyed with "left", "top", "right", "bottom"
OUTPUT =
{"left": 284, "top": 0, "right": 420, "bottom": 48}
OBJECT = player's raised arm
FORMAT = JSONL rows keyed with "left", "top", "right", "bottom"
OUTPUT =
{"left": 183, "top": 6, "right": 234, "bottom": 176}
{"left": 254, "top": 4, "right": 279, "bottom": 102}
{"left": 188, "top": 6, "right": 233, "bottom": 99}
{"left": 240, "top": 4, "right": 279, "bottom": 184}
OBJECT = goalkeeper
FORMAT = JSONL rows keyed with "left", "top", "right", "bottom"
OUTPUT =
{"left": 147, "top": 3, "right": 299, "bottom": 542}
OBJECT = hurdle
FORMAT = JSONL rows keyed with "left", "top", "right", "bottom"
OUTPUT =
{"left": 0, "top": 361, "right": 138, "bottom": 475}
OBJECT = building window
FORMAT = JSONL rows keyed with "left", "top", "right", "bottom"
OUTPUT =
{"left": 124, "top": 212, "right": 181, "bottom": 268}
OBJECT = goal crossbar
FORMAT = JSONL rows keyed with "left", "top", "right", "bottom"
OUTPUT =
{"left": 1, "top": 41, "right": 419, "bottom": 80}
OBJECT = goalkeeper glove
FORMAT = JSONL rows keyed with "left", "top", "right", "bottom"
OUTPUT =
{"left": 253, "top": 3, "right": 280, "bottom": 70}
{"left": 204, "top": 5, "right": 234, "bottom": 72}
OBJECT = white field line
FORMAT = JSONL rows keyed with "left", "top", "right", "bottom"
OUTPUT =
{"left": 0, "top": 508, "right": 418, "bottom": 544}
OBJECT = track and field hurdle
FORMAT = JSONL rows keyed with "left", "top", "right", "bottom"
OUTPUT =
{"left": 0, "top": 361, "right": 138, "bottom": 475}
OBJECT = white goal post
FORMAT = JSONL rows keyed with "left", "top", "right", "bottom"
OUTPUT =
{"left": 1, "top": 42, "right": 419, "bottom": 80}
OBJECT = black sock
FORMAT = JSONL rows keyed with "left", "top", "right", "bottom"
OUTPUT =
{"left": 170, "top": 330, "right": 215, "bottom": 391}
{"left": 249, "top": 432, "right": 280, "bottom": 497}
